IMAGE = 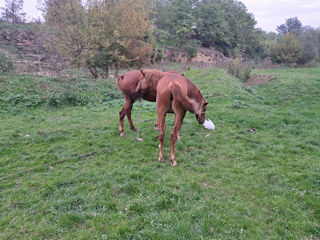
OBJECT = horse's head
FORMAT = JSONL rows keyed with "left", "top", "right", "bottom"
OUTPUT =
{"left": 195, "top": 98, "right": 208, "bottom": 124}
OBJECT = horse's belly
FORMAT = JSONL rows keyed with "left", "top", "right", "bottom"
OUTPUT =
{"left": 166, "top": 104, "right": 174, "bottom": 113}
{"left": 142, "top": 93, "right": 156, "bottom": 102}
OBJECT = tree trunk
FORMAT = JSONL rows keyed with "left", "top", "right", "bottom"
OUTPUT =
{"left": 114, "top": 63, "right": 119, "bottom": 77}
{"left": 36, "top": 38, "right": 41, "bottom": 72}
{"left": 152, "top": 50, "right": 157, "bottom": 64}
{"left": 88, "top": 66, "right": 98, "bottom": 79}
{"left": 105, "top": 67, "right": 109, "bottom": 79}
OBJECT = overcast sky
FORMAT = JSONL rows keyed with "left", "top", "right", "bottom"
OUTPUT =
{"left": 240, "top": 0, "right": 320, "bottom": 32}
{"left": 0, "top": 0, "right": 42, "bottom": 21}
{"left": 0, "top": 0, "right": 319, "bottom": 32}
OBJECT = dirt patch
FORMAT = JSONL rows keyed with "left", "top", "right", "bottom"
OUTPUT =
{"left": 246, "top": 74, "right": 272, "bottom": 86}
{"left": 162, "top": 47, "right": 233, "bottom": 69}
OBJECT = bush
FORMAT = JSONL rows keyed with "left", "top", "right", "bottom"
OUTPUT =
{"left": 228, "top": 58, "right": 252, "bottom": 82}
{"left": 270, "top": 33, "right": 302, "bottom": 65}
{"left": 150, "top": 48, "right": 163, "bottom": 63}
{"left": 101, "top": 90, "right": 123, "bottom": 102}
{"left": 182, "top": 40, "right": 200, "bottom": 60}
{"left": 0, "top": 53, "right": 14, "bottom": 73}
{"left": 1, "top": 94, "right": 43, "bottom": 108}
{"left": 47, "top": 92, "right": 90, "bottom": 107}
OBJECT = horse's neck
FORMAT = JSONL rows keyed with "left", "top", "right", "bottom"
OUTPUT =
{"left": 146, "top": 72, "right": 165, "bottom": 86}
{"left": 187, "top": 81, "right": 201, "bottom": 101}
{"left": 186, "top": 82, "right": 202, "bottom": 112}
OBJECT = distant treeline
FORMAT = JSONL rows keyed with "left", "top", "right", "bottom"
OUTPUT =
{"left": 153, "top": 1, "right": 320, "bottom": 64}
{"left": 1, "top": 0, "right": 320, "bottom": 77}
{"left": 153, "top": 0, "right": 260, "bottom": 59}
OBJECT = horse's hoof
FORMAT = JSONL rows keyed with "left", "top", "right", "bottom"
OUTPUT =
{"left": 120, "top": 132, "right": 125, "bottom": 137}
{"left": 158, "top": 156, "right": 164, "bottom": 162}
{"left": 131, "top": 127, "right": 137, "bottom": 132}
{"left": 171, "top": 160, "right": 177, "bottom": 166}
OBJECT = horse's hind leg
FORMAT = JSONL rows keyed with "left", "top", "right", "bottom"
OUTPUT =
{"left": 157, "top": 112, "right": 166, "bottom": 162}
{"left": 126, "top": 101, "right": 136, "bottom": 131}
{"left": 119, "top": 97, "right": 133, "bottom": 137}
{"left": 154, "top": 119, "right": 159, "bottom": 130}
{"left": 170, "top": 109, "right": 186, "bottom": 166}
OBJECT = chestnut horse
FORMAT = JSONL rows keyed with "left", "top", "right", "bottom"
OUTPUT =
{"left": 117, "top": 69, "right": 177, "bottom": 137}
{"left": 156, "top": 73, "right": 208, "bottom": 166}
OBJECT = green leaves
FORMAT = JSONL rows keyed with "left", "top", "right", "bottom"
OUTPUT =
{"left": 44, "top": 0, "right": 153, "bottom": 78}
{"left": 153, "top": 0, "right": 261, "bottom": 58}
{"left": 270, "top": 33, "right": 302, "bottom": 65}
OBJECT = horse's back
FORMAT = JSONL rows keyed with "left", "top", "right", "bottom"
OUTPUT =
{"left": 157, "top": 73, "right": 186, "bottom": 103}
{"left": 157, "top": 73, "right": 199, "bottom": 112}
{"left": 117, "top": 70, "right": 141, "bottom": 92}
{"left": 158, "top": 73, "right": 188, "bottom": 93}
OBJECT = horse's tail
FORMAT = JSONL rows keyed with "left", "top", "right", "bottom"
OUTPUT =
{"left": 117, "top": 72, "right": 142, "bottom": 99}
{"left": 117, "top": 74, "right": 124, "bottom": 88}
{"left": 170, "top": 82, "right": 194, "bottom": 111}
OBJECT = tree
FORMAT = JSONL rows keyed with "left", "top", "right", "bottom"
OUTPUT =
{"left": 193, "top": 0, "right": 259, "bottom": 58}
{"left": 220, "top": 0, "right": 258, "bottom": 57}
{"left": 85, "top": 0, "right": 153, "bottom": 77}
{"left": 154, "top": 0, "right": 197, "bottom": 47}
{"left": 42, "top": 0, "right": 153, "bottom": 78}
{"left": 193, "top": 0, "right": 229, "bottom": 50}
{"left": 276, "top": 17, "right": 302, "bottom": 36}
{"left": 43, "top": 0, "right": 90, "bottom": 74}
{"left": 153, "top": 0, "right": 262, "bottom": 59}
{"left": 270, "top": 32, "right": 302, "bottom": 65}
{"left": 275, "top": 18, "right": 320, "bottom": 64}
{"left": 297, "top": 26, "right": 320, "bottom": 64}
{"left": 1, "top": 0, "right": 26, "bottom": 23}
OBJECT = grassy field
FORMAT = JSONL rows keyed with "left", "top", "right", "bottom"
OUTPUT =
{"left": 0, "top": 67, "right": 319, "bottom": 239}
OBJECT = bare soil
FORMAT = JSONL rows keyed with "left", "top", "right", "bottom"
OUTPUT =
{"left": 246, "top": 74, "right": 272, "bottom": 86}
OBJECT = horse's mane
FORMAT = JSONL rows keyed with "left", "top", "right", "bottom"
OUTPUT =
{"left": 144, "top": 69, "right": 167, "bottom": 83}
{"left": 184, "top": 77, "right": 203, "bottom": 102}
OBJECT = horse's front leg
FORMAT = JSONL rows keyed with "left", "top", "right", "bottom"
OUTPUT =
{"left": 170, "top": 110, "right": 186, "bottom": 166}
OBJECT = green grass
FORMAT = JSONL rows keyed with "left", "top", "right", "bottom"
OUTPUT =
{"left": 0, "top": 67, "right": 319, "bottom": 239}
{"left": 0, "top": 74, "right": 122, "bottom": 112}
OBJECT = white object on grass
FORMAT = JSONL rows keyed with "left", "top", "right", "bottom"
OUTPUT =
{"left": 136, "top": 138, "right": 143, "bottom": 142}
{"left": 203, "top": 119, "right": 215, "bottom": 130}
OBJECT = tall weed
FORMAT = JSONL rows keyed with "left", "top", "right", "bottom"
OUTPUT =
{"left": 228, "top": 58, "right": 252, "bottom": 82}
{"left": 0, "top": 53, "right": 14, "bottom": 73}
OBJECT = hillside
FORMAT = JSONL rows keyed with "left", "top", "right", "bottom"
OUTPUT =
{"left": 0, "top": 21, "right": 235, "bottom": 77}
{"left": 0, "top": 21, "right": 67, "bottom": 74}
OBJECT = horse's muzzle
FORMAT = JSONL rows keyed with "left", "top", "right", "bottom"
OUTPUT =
{"left": 198, "top": 119, "right": 205, "bottom": 124}
{"left": 196, "top": 115, "right": 205, "bottom": 124}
